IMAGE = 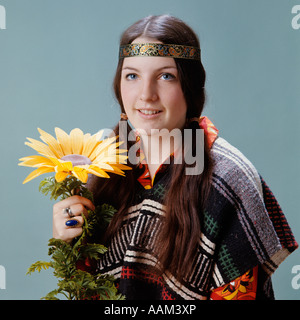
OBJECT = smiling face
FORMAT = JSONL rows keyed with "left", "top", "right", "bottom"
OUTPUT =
{"left": 120, "top": 38, "right": 187, "bottom": 135}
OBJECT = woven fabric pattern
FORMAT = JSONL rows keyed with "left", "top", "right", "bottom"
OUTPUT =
{"left": 95, "top": 137, "right": 298, "bottom": 299}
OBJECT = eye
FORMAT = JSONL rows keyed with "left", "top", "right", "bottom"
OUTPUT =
{"left": 126, "top": 73, "right": 138, "bottom": 80}
{"left": 160, "top": 73, "right": 175, "bottom": 80}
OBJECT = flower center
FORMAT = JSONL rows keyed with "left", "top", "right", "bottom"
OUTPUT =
{"left": 61, "top": 154, "right": 92, "bottom": 166}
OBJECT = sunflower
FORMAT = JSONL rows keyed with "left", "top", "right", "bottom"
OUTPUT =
{"left": 19, "top": 127, "right": 130, "bottom": 184}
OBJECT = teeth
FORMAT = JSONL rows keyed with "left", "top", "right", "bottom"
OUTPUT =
{"left": 139, "top": 110, "right": 160, "bottom": 115}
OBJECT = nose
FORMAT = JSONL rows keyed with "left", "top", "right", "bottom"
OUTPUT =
{"left": 140, "top": 79, "right": 158, "bottom": 102}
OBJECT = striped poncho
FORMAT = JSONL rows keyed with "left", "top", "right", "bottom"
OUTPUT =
{"left": 95, "top": 136, "right": 298, "bottom": 300}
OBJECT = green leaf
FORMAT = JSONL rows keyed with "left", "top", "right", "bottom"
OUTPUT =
{"left": 79, "top": 243, "right": 107, "bottom": 260}
{"left": 30, "top": 176, "right": 124, "bottom": 300}
{"left": 26, "top": 261, "right": 51, "bottom": 275}
{"left": 41, "top": 289, "right": 61, "bottom": 300}
{"left": 38, "top": 176, "right": 94, "bottom": 201}
{"left": 39, "top": 177, "right": 70, "bottom": 201}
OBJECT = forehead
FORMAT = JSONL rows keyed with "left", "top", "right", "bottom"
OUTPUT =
{"left": 122, "top": 56, "right": 177, "bottom": 71}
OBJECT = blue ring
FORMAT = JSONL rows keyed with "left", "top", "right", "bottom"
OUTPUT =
{"left": 65, "top": 219, "right": 78, "bottom": 227}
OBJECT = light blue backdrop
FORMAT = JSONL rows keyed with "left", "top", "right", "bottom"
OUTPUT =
{"left": 0, "top": 0, "right": 299, "bottom": 299}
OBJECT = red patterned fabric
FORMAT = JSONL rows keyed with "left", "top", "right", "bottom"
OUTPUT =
{"left": 121, "top": 266, "right": 175, "bottom": 300}
{"left": 210, "top": 267, "right": 258, "bottom": 300}
{"left": 261, "top": 177, "right": 298, "bottom": 251}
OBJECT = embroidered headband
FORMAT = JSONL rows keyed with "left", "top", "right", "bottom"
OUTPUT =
{"left": 119, "top": 43, "right": 201, "bottom": 60}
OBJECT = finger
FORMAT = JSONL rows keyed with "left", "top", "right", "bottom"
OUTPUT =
{"left": 62, "top": 226, "right": 83, "bottom": 243}
{"left": 65, "top": 216, "right": 84, "bottom": 228}
{"left": 53, "top": 216, "right": 84, "bottom": 243}
{"left": 54, "top": 195, "right": 95, "bottom": 212}
{"left": 68, "top": 203, "right": 89, "bottom": 218}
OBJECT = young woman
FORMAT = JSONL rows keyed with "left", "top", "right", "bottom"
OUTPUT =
{"left": 53, "top": 15, "right": 298, "bottom": 300}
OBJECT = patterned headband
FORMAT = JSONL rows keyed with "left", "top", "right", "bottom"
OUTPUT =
{"left": 119, "top": 43, "right": 201, "bottom": 60}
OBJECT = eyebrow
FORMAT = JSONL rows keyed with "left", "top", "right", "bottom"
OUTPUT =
{"left": 122, "top": 66, "right": 177, "bottom": 72}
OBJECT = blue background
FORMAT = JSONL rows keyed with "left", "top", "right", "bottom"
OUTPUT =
{"left": 0, "top": 0, "right": 299, "bottom": 299}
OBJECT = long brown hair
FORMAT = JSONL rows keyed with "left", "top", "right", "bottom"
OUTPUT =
{"left": 90, "top": 15, "right": 214, "bottom": 281}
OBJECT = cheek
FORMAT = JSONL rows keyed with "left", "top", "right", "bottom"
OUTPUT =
{"left": 120, "top": 87, "right": 134, "bottom": 124}
{"left": 120, "top": 83, "right": 133, "bottom": 110}
{"left": 165, "top": 87, "right": 187, "bottom": 113}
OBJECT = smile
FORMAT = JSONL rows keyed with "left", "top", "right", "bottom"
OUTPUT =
{"left": 138, "top": 109, "right": 162, "bottom": 115}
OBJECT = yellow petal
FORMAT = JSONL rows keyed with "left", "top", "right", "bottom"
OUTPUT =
{"left": 82, "top": 133, "right": 92, "bottom": 154}
{"left": 89, "top": 163, "right": 114, "bottom": 171}
{"left": 106, "top": 165, "right": 128, "bottom": 175}
{"left": 25, "top": 138, "right": 57, "bottom": 158}
{"left": 70, "top": 128, "right": 84, "bottom": 155}
{"left": 94, "top": 155, "right": 118, "bottom": 164}
{"left": 104, "top": 168, "right": 125, "bottom": 176}
{"left": 110, "top": 163, "right": 132, "bottom": 171}
{"left": 89, "top": 136, "right": 117, "bottom": 160}
{"left": 104, "top": 142, "right": 127, "bottom": 158}
{"left": 81, "top": 134, "right": 101, "bottom": 159}
{"left": 22, "top": 167, "right": 55, "bottom": 184}
{"left": 94, "top": 129, "right": 104, "bottom": 141}
{"left": 90, "top": 163, "right": 130, "bottom": 177}
{"left": 38, "top": 128, "right": 64, "bottom": 159}
{"left": 105, "top": 144, "right": 123, "bottom": 155}
{"left": 56, "top": 161, "right": 73, "bottom": 172}
{"left": 94, "top": 155, "right": 128, "bottom": 165}
{"left": 48, "top": 157, "right": 61, "bottom": 166}
{"left": 73, "top": 167, "right": 88, "bottom": 183}
{"left": 55, "top": 171, "right": 70, "bottom": 182}
{"left": 55, "top": 127, "right": 72, "bottom": 155}
{"left": 86, "top": 166, "right": 110, "bottom": 179}
{"left": 18, "top": 155, "right": 55, "bottom": 168}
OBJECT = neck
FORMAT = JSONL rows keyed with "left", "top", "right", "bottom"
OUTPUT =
{"left": 139, "top": 130, "right": 182, "bottom": 178}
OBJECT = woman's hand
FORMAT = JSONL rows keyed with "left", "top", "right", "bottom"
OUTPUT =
{"left": 53, "top": 195, "right": 95, "bottom": 243}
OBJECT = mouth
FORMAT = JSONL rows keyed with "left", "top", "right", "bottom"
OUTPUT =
{"left": 138, "top": 109, "right": 162, "bottom": 115}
